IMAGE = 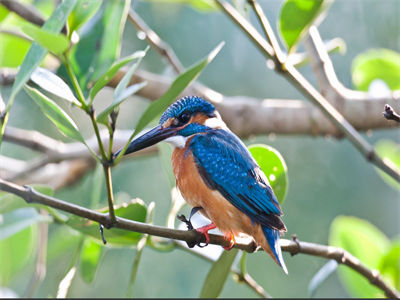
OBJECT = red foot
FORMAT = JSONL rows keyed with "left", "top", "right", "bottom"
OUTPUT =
{"left": 196, "top": 223, "right": 216, "bottom": 244}
{"left": 223, "top": 232, "right": 236, "bottom": 251}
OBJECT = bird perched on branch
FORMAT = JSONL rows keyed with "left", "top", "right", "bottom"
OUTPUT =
{"left": 115, "top": 96, "right": 288, "bottom": 274}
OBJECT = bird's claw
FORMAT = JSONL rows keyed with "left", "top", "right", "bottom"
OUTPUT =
{"left": 177, "top": 214, "right": 194, "bottom": 230}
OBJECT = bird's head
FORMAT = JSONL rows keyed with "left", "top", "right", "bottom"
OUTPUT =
{"left": 116, "top": 96, "right": 226, "bottom": 156}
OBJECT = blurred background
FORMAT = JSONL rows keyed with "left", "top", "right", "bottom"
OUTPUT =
{"left": 1, "top": 0, "right": 399, "bottom": 297}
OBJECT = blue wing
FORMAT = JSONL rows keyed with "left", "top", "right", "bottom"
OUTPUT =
{"left": 190, "top": 129, "right": 286, "bottom": 231}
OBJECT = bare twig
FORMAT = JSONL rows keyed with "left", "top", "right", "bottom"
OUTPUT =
{"left": 0, "top": 178, "right": 398, "bottom": 298}
{"left": 128, "top": 9, "right": 184, "bottom": 74}
{"left": 215, "top": 0, "right": 400, "bottom": 183}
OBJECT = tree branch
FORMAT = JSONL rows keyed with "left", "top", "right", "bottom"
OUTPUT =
{"left": 0, "top": 178, "right": 398, "bottom": 298}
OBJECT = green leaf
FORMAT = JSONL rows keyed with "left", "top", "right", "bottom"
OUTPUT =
{"left": 119, "top": 42, "right": 224, "bottom": 156}
{"left": 21, "top": 23, "right": 70, "bottom": 54}
{"left": 0, "top": 208, "right": 51, "bottom": 241}
{"left": 9, "top": 0, "right": 77, "bottom": 101}
{"left": 308, "top": 259, "right": 338, "bottom": 297}
{"left": 24, "top": 85, "right": 85, "bottom": 143}
{"left": 68, "top": 0, "right": 103, "bottom": 35}
{"left": 0, "top": 222, "right": 38, "bottom": 285}
{"left": 0, "top": 15, "right": 31, "bottom": 68}
{"left": 113, "top": 47, "right": 148, "bottom": 100}
{"left": 66, "top": 198, "right": 147, "bottom": 246}
{"left": 374, "top": 139, "right": 400, "bottom": 191}
{"left": 97, "top": 81, "right": 147, "bottom": 125}
{"left": 279, "top": 0, "right": 333, "bottom": 52}
{"left": 379, "top": 239, "right": 400, "bottom": 290}
{"left": 0, "top": 5, "right": 9, "bottom": 23}
{"left": 63, "top": 0, "right": 130, "bottom": 96}
{"left": 30, "top": 67, "right": 80, "bottom": 106}
{"left": 199, "top": 248, "right": 239, "bottom": 298}
{"left": 90, "top": 50, "right": 146, "bottom": 102}
{"left": 248, "top": 144, "right": 288, "bottom": 204}
{"left": 24, "top": 85, "right": 84, "bottom": 142}
{"left": 329, "top": 216, "right": 390, "bottom": 298}
{"left": 79, "top": 238, "right": 104, "bottom": 283}
{"left": 352, "top": 48, "right": 400, "bottom": 91}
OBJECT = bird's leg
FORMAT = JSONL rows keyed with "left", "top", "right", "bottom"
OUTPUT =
{"left": 195, "top": 223, "right": 217, "bottom": 247}
{"left": 222, "top": 232, "right": 236, "bottom": 251}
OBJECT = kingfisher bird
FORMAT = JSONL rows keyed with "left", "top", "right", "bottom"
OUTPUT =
{"left": 115, "top": 96, "right": 288, "bottom": 274}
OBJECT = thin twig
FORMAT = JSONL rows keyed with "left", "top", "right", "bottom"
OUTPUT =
{"left": 215, "top": 0, "right": 400, "bottom": 183}
{"left": 128, "top": 9, "right": 184, "bottom": 74}
{"left": 0, "top": 178, "right": 398, "bottom": 299}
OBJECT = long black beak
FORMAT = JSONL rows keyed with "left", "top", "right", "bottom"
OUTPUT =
{"left": 114, "top": 125, "right": 178, "bottom": 157}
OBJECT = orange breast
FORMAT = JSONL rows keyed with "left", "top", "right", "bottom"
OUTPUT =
{"left": 171, "top": 142, "right": 255, "bottom": 236}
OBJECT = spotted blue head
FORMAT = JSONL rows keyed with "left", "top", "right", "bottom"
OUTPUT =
{"left": 116, "top": 96, "right": 226, "bottom": 156}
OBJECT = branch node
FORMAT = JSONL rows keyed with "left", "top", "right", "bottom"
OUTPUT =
{"left": 290, "top": 234, "right": 301, "bottom": 256}
{"left": 369, "top": 269, "right": 381, "bottom": 285}
{"left": 23, "top": 185, "right": 34, "bottom": 203}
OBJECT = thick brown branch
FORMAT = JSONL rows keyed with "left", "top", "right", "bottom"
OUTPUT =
{"left": 0, "top": 178, "right": 398, "bottom": 298}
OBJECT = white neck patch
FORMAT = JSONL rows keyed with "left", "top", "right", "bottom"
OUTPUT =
{"left": 204, "top": 112, "right": 227, "bottom": 129}
{"left": 164, "top": 135, "right": 188, "bottom": 148}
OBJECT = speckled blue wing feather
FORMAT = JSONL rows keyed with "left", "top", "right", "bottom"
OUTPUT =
{"left": 190, "top": 129, "right": 286, "bottom": 231}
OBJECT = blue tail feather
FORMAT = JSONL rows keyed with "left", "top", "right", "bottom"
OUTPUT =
{"left": 263, "top": 226, "right": 288, "bottom": 274}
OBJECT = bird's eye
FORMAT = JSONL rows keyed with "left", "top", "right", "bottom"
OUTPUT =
{"left": 177, "top": 112, "right": 190, "bottom": 124}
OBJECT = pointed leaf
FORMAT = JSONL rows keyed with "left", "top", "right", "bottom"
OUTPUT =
{"left": 117, "top": 42, "right": 224, "bottom": 161}
{"left": 68, "top": 0, "right": 103, "bottom": 35}
{"left": 30, "top": 67, "right": 80, "bottom": 106}
{"left": 97, "top": 81, "right": 147, "bottom": 124}
{"left": 248, "top": 144, "right": 288, "bottom": 204}
{"left": 79, "top": 238, "right": 103, "bottom": 283}
{"left": 21, "top": 23, "right": 70, "bottom": 54}
{"left": 113, "top": 47, "right": 148, "bottom": 100}
{"left": 90, "top": 50, "right": 147, "bottom": 102}
{"left": 9, "top": 0, "right": 77, "bottom": 101}
{"left": 199, "top": 248, "right": 239, "bottom": 298}
{"left": 24, "top": 85, "right": 85, "bottom": 143}
{"left": 279, "top": 0, "right": 333, "bottom": 52}
{"left": 352, "top": 48, "right": 400, "bottom": 91}
{"left": 308, "top": 259, "right": 338, "bottom": 297}
{"left": 329, "top": 216, "right": 390, "bottom": 298}
{"left": 65, "top": 198, "right": 147, "bottom": 246}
